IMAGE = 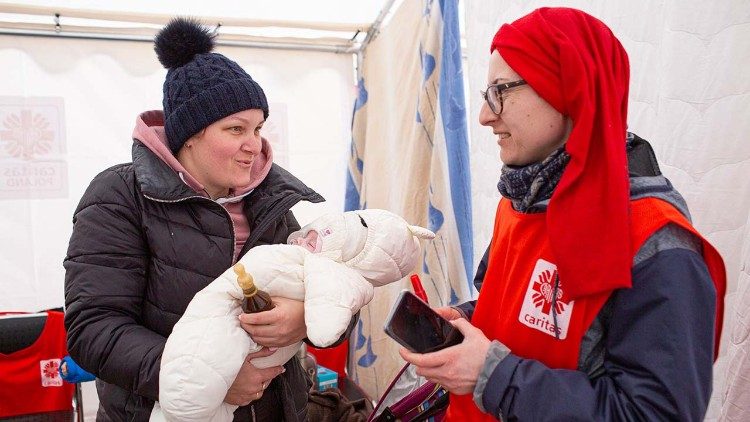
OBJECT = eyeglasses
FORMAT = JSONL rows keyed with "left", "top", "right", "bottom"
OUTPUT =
{"left": 480, "top": 80, "right": 528, "bottom": 115}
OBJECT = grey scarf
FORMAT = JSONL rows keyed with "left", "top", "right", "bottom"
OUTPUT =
{"left": 497, "top": 133, "right": 635, "bottom": 213}
{"left": 497, "top": 147, "right": 570, "bottom": 212}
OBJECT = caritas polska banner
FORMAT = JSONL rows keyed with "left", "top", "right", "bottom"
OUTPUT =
{"left": 0, "top": 97, "right": 67, "bottom": 199}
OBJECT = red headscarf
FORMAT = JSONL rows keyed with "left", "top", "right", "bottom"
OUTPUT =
{"left": 492, "top": 8, "right": 631, "bottom": 300}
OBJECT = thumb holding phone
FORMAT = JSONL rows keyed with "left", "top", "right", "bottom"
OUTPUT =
{"left": 433, "top": 307, "right": 463, "bottom": 322}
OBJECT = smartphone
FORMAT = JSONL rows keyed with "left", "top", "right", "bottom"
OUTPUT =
{"left": 383, "top": 290, "right": 464, "bottom": 353}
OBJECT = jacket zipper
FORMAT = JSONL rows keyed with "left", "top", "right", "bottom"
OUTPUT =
{"left": 143, "top": 194, "right": 237, "bottom": 267}
{"left": 241, "top": 194, "right": 302, "bottom": 253}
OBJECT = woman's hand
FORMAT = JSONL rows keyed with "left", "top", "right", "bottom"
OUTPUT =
{"left": 239, "top": 297, "right": 307, "bottom": 347}
{"left": 399, "top": 318, "right": 491, "bottom": 395}
{"left": 225, "top": 348, "right": 285, "bottom": 406}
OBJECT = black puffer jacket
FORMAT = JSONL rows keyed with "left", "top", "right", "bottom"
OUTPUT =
{"left": 64, "top": 140, "right": 325, "bottom": 421}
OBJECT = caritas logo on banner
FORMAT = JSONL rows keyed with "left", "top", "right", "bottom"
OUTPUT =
{"left": 518, "top": 259, "right": 574, "bottom": 339}
{"left": 0, "top": 97, "right": 67, "bottom": 199}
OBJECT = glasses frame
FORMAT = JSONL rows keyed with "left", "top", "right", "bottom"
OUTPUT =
{"left": 481, "top": 80, "right": 528, "bottom": 115}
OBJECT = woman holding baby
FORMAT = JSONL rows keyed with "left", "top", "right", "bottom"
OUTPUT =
{"left": 63, "top": 18, "right": 334, "bottom": 421}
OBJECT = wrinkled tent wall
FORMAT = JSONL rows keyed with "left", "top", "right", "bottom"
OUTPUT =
{"left": 465, "top": 1, "right": 750, "bottom": 420}
{"left": 0, "top": 34, "right": 354, "bottom": 418}
{"left": 722, "top": 219, "right": 750, "bottom": 421}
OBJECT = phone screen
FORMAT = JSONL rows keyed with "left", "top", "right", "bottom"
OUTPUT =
{"left": 384, "top": 291, "right": 464, "bottom": 353}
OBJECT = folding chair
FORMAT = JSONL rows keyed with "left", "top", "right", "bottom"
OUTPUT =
{"left": 0, "top": 310, "right": 76, "bottom": 421}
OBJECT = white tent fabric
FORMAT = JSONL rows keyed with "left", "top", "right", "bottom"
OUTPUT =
{"left": 346, "top": 0, "right": 472, "bottom": 399}
{"left": 0, "top": 1, "right": 389, "bottom": 28}
{"left": 0, "top": 33, "right": 354, "bottom": 418}
{"left": 465, "top": 1, "right": 750, "bottom": 421}
{"left": 722, "top": 233, "right": 750, "bottom": 421}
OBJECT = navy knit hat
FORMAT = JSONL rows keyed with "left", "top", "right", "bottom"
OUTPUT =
{"left": 155, "top": 18, "right": 269, "bottom": 153}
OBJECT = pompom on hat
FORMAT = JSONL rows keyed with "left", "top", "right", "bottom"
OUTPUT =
{"left": 155, "top": 17, "right": 269, "bottom": 153}
{"left": 491, "top": 8, "right": 631, "bottom": 300}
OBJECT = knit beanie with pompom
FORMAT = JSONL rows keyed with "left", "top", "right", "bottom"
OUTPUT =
{"left": 154, "top": 17, "right": 269, "bottom": 153}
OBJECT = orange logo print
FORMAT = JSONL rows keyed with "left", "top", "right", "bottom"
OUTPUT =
{"left": 531, "top": 269, "right": 569, "bottom": 315}
{"left": 0, "top": 110, "right": 54, "bottom": 160}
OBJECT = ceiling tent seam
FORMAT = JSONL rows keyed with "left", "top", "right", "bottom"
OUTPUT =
{"left": 0, "top": 1, "right": 406, "bottom": 54}
{"left": 0, "top": 3, "right": 369, "bottom": 32}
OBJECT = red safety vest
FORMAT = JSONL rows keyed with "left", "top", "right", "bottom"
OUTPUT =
{"left": 0, "top": 311, "right": 75, "bottom": 418}
{"left": 446, "top": 198, "right": 726, "bottom": 421}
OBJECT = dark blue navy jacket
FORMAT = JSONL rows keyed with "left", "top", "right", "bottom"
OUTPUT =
{"left": 457, "top": 136, "right": 718, "bottom": 421}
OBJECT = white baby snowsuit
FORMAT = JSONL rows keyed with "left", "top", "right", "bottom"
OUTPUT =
{"left": 157, "top": 209, "right": 434, "bottom": 421}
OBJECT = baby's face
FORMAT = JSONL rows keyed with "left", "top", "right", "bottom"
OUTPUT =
{"left": 290, "top": 230, "right": 321, "bottom": 252}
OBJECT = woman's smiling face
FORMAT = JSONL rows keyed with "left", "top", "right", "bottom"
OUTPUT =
{"left": 178, "top": 109, "right": 265, "bottom": 198}
{"left": 479, "top": 51, "right": 570, "bottom": 166}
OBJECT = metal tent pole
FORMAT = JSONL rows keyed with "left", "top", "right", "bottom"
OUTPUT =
{"left": 356, "top": 0, "right": 398, "bottom": 80}
{"left": 0, "top": 27, "right": 358, "bottom": 54}
{"left": 74, "top": 383, "right": 84, "bottom": 421}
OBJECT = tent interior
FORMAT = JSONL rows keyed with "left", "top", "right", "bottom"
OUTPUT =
{"left": 0, "top": 0, "right": 748, "bottom": 420}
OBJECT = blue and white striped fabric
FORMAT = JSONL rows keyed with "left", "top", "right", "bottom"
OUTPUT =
{"left": 345, "top": 0, "right": 473, "bottom": 399}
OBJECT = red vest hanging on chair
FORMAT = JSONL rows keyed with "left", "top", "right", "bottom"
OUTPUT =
{"left": 0, "top": 310, "right": 75, "bottom": 418}
{"left": 446, "top": 198, "right": 726, "bottom": 421}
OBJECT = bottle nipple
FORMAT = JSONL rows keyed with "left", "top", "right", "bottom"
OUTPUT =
{"left": 233, "top": 263, "right": 256, "bottom": 294}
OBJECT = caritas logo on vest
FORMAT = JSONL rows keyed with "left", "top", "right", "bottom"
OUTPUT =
{"left": 518, "top": 259, "right": 574, "bottom": 339}
{"left": 40, "top": 358, "right": 63, "bottom": 387}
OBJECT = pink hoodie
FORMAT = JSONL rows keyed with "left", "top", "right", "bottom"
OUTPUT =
{"left": 132, "top": 111, "right": 273, "bottom": 261}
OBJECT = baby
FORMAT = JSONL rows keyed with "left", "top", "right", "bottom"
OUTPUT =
{"left": 157, "top": 209, "right": 434, "bottom": 421}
